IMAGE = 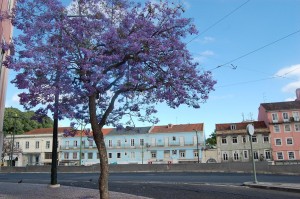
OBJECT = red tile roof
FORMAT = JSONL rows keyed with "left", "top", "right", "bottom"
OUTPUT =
{"left": 260, "top": 101, "right": 300, "bottom": 111}
{"left": 25, "top": 127, "right": 71, "bottom": 135}
{"left": 72, "top": 128, "right": 113, "bottom": 137}
{"left": 25, "top": 127, "right": 113, "bottom": 136}
{"left": 215, "top": 121, "right": 267, "bottom": 131}
{"left": 150, "top": 123, "right": 203, "bottom": 133}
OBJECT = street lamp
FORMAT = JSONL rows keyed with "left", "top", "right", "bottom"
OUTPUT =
{"left": 247, "top": 124, "right": 258, "bottom": 184}
{"left": 193, "top": 129, "right": 200, "bottom": 163}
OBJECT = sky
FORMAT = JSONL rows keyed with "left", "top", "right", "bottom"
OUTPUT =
{"left": 4, "top": 0, "right": 300, "bottom": 137}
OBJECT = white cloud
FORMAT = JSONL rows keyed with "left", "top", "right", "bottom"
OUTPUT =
{"left": 193, "top": 50, "right": 214, "bottom": 63}
{"left": 12, "top": 93, "right": 20, "bottom": 103}
{"left": 194, "top": 36, "right": 215, "bottom": 44}
{"left": 274, "top": 64, "right": 300, "bottom": 93}
{"left": 285, "top": 97, "right": 296, "bottom": 101}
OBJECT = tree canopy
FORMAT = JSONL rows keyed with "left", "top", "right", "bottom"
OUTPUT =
{"left": 4, "top": 0, "right": 216, "bottom": 198}
{"left": 3, "top": 107, "right": 53, "bottom": 135}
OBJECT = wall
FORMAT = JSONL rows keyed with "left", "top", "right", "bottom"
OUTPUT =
{"left": 1, "top": 162, "right": 299, "bottom": 175}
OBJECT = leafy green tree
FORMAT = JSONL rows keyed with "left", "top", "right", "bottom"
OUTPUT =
{"left": 206, "top": 131, "right": 216, "bottom": 148}
{"left": 3, "top": 107, "right": 53, "bottom": 135}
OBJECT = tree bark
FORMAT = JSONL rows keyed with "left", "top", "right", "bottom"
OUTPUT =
{"left": 89, "top": 94, "right": 109, "bottom": 199}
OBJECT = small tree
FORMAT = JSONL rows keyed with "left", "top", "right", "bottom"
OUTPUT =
{"left": 206, "top": 131, "right": 217, "bottom": 148}
{"left": 4, "top": 0, "right": 216, "bottom": 198}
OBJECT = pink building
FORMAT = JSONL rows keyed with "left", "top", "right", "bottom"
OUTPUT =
{"left": 258, "top": 90, "right": 300, "bottom": 162}
{"left": 0, "top": 0, "right": 15, "bottom": 163}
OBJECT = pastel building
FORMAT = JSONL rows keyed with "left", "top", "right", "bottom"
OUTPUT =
{"left": 60, "top": 128, "right": 112, "bottom": 166}
{"left": 0, "top": 0, "right": 15, "bottom": 166}
{"left": 4, "top": 127, "right": 66, "bottom": 166}
{"left": 148, "top": 123, "right": 205, "bottom": 164}
{"left": 258, "top": 89, "right": 300, "bottom": 162}
{"left": 216, "top": 121, "right": 271, "bottom": 163}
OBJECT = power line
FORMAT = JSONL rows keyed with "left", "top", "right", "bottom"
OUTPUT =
{"left": 187, "top": 0, "right": 251, "bottom": 45}
{"left": 210, "top": 28, "right": 300, "bottom": 71}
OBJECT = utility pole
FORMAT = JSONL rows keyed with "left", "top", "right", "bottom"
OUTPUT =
{"left": 193, "top": 129, "right": 200, "bottom": 163}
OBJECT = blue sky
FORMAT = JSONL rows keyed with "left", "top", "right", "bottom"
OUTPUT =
{"left": 5, "top": 0, "right": 300, "bottom": 136}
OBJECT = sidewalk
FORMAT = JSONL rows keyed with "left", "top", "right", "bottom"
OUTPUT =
{"left": 243, "top": 182, "right": 300, "bottom": 193}
{"left": 0, "top": 182, "right": 152, "bottom": 199}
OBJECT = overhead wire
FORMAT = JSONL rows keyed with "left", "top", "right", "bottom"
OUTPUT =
{"left": 186, "top": 0, "right": 251, "bottom": 45}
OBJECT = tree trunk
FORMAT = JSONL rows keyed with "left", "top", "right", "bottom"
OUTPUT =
{"left": 89, "top": 95, "right": 109, "bottom": 199}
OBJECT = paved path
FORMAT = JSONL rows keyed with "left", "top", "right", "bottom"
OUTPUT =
{"left": 0, "top": 182, "right": 152, "bottom": 199}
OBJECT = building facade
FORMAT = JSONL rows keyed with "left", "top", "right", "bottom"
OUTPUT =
{"left": 8, "top": 123, "right": 205, "bottom": 166}
{"left": 0, "top": 0, "right": 15, "bottom": 168}
{"left": 216, "top": 121, "right": 271, "bottom": 163}
{"left": 258, "top": 90, "right": 300, "bottom": 162}
{"left": 4, "top": 128, "right": 66, "bottom": 166}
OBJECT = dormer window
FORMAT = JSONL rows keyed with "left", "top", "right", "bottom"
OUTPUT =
{"left": 230, "top": 124, "right": 236, "bottom": 130}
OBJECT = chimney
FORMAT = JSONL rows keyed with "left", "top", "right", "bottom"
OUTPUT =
{"left": 296, "top": 88, "right": 300, "bottom": 101}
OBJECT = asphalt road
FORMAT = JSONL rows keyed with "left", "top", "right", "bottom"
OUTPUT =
{"left": 1, "top": 172, "right": 300, "bottom": 199}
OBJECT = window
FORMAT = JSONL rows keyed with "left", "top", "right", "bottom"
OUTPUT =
{"left": 117, "top": 140, "right": 121, "bottom": 147}
{"left": 172, "top": 150, "right": 177, "bottom": 155}
{"left": 275, "top": 138, "right": 282, "bottom": 146}
{"left": 172, "top": 136, "right": 176, "bottom": 141}
{"left": 130, "top": 139, "right": 135, "bottom": 147}
{"left": 233, "top": 151, "right": 239, "bottom": 160}
{"left": 88, "top": 153, "right": 93, "bottom": 159}
{"left": 15, "top": 142, "right": 19, "bottom": 149}
{"left": 293, "top": 111, "right": 300, "bottom": 121}
{"left": 194, "top": 151, "right": 198, "bottom": 157}
{"left": 117, "top": 153, "right": 121, "bottom": 158}
{"left": 64, "top": 152, "right": 69, "bottom": 160}
{"left": 179, "top": 151, "right": 185, "bottom": 158}
{"left": 97, "top": 153, "right": 100, "bottom": 159}
{"left": 25, "top": 141, "right": 29, "bottom": 149}
{"left": 288, "top": 152, "right": 295, "bottom": 160}
{"left": 272, "top": 113, "right": 278, "bottom": 122}
{"left": 253, "top": 151, "right": 259, "bottom": 160}
{"left": 108, "top": 140, "right": 112, "bottom": 147}
{"left": 140, "top": 139, "right": 144, "bottom": 146}
{"left": 35, "top": 141, "right": 39, "bottom": 149}
{"left": 45, "top": 152, "right": 52, "bottom": 159}
{"left": 277, "top": 152, "right": 283, "bottom": 160}
{"left": 243, "top": 150, "right": 248, "bottom": 159}
{"left": 81, "top": 153, "right": 85, "bottom": 159}
{"left": 222, "top": 152, "right": 228, "bottom": 161}
{"left": 284, "top": 124, "right": 291, "bottom": 132}
{"left": 46, "top": 141, "right": 50, "bottom": 149}
{"left": 273, "top": 125, "right": 280, "bottom": 133}
{"left": 82, "top": 140, "right": 85, "bottom": 147}
{"left": 230, "top": 124, "right": 236, "bottom": 130}
{"left": 263, "top": 136, "right": 269, "bottom": 143}
{"left": 73, "top": 152, "right": 77, "bottom": 159}
{"left": 89, "top": 140, "right": 93, "bottom": 147}
{"left": 295, "top": 123, "right": 300, "bottom": 131}
{"left": 282, "top": 112, "right": 289, "bottom": 122}
{"left": 130, "top": 152, "right": 135, "bottom": 159}
{"left": 151, "top": 152, "right": 156, "bottom": 158}
{"left": 65, "top": 141, "right": 69, "bottom": 147}
{"left": 74, "top": 141, "right": 78, "bottom": 147}
{"left": 108, "top": 153, "right": 112, "bottom": 159}
{"left": 242, "top": 136, "right": 247, "bottom": 143}
{"left": 251, "top": 136, "right": 257, "bottom": 143}
{"left": 221, "top": 137, "right": 227, "bottom": 144}
{"left": 232, "top": 136, "right": 237, "bottom": 143}
{"left": 286, "top": 138, "right": 293, "bottom": 145}
{"left": 265, "top": 150, "right": 271, "bottom": 160}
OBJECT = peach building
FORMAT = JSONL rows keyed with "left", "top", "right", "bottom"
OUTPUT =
{"left": 0, "top": 0, "right": 15, "bottom": 162}
{"left": 258, "top": 89, "right": 300, "bottom": 162}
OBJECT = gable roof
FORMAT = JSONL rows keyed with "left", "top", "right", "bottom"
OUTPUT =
{"left": 150, "top": 123, "right": 203, "bottom": 133}
{"left": 25, "top": 127, "right": 71, "bottom": 135}
{"left": 260, "top": 101, "right": 300, "bottom": 111}
{"left": 215, "top": 121, "right": 267, "bottom": 131}
{"left": 108, "top": 127, "right": 151, "bottom": 136}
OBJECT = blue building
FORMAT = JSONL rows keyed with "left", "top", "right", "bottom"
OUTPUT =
{"left": 60, "top": 123, "right": 205, "bottom": 165}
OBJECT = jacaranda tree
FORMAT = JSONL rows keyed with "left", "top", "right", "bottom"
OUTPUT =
{"left": 4, "top": 0, "right": 216, "bottom": 198}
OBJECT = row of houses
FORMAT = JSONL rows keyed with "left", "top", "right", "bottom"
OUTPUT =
{"left": 3, "top": 123, "right": 206, "bottom": 166}
{"left": 2, "top": 89, "right": 300, "bottom": 166}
